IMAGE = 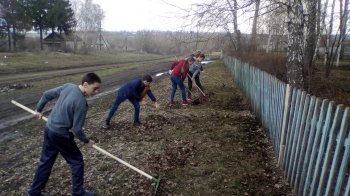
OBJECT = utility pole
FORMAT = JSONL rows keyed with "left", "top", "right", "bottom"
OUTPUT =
{"left": 96, "top": 20, "right": 109, "bottom": 51}
{"left": 99, "top": 21, "right": 102, "bottom": 51}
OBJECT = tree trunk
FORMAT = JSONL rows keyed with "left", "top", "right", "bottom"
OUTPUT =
{"left": 250, "top": 0, "right": 260, "bottom": 52}
{"left": 226, "top": 0, "right": 242, "bottom": 52}
{"left": 313, "top": 0, "right": 329, "bottom": 65}
{"left": 266, "top": 30, "right": 272, "bottom": 53}
{"left": 304, "top": 0, "right": 317, "bottom": 79}
{"left": 40, "top": 27, "right": 43, "bottom": 50}
{"left": 233, "top": 0, "right": 242, "bottom": 52}
{"left": 324, "top": 0, "right": 336, "bottom": 77}
{"left": 7, "top": 24, "right": 11, "bottom": 51}
{"left": 339, "top": 0, "right": 349, "bottom": 59}
{"left": 286, "top": 0, "right": 305, "bottom": 89}
{"left": 12, "top": 24, "right": 16, "bottom": 51}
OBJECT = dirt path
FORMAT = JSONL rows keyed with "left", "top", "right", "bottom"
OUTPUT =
{"left": 0, "top": 58, "right": 170, "bottom": 85}
{"left": 0, "top": 61, "right": 292, "bottom": 195}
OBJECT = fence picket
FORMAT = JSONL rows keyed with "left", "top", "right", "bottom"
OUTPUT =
{"left": 293, "top": 96, "right": 316, "bottom": 191}
{"left": 303, "top": 99, "right": 330, "bottom": 195}
{"left": 298, "top": 97, "right": 321, "bottom": 195}
{"left": 284, "top": 88, "right": 299, "bottom": 174}
{"left": 330, "top": 107, "right": 350, "bottom": 195}
{"left": 291, "top": 94, "right": 311, "bottom": 186}
{"left": 223, "top": 56, "right": 349, "bottom": 195}
{"left": 287, "top": 91, "right": 306, "bottom": 181}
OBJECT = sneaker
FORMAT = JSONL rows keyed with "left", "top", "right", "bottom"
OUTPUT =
{"left": 169, "top": 102, "right": 174, "bottom": 107}
{"left": 182, "top": 100, "right": 188, "bottom": 106}
{"left": 134, "top": 122, "right": 141, "bottom": 127}
{"left": 102, "top": 121, "right": 110, "bottom": 129}
{"left": 84, "top": 191, "right": 97, "bottom": 196}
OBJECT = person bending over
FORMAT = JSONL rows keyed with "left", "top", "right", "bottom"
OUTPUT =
{"left": 188, "top": 53, "right": 205, "bottom": 100}
{"left": 28, "top": 73, "right": 101, "bottom": 196}
{"left": 103, "top": 74, "right": 159, "bottom": 129}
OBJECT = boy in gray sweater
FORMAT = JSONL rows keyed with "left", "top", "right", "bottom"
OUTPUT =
{"left": 28, "top": 73, "right": 101, "bottom": 196}
{"left": 188, "top": 53, "right": 205, "bottom": 100}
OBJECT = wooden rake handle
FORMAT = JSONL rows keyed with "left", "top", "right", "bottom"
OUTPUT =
{"left": 11, "top": 100, "right": 48, "bottom": 121}
{"left": 187, "top": 73, "right": 206, "bottom": 97}
{"left": 11, "top": 100, "right": 155, "bottom": 180}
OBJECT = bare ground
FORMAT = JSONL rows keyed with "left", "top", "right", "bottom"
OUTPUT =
{"left": 0, "top": 61, "right": 292, "bottom": 195}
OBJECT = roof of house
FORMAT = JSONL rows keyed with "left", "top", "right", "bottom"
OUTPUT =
{"left": 43, "top": 32, "right": 64, "bottom": 42}
{"left": 43, "top": 32, "right": 82, "bottom": 43}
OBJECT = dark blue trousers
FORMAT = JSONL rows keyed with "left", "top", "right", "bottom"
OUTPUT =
{"left": 106, "top": 93, "right": 140, "bottom": 124}
{"left": 28, "top": 127, "right": 85, "bottom": 196}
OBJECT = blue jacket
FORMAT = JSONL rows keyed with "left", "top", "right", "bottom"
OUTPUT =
{"left": 118, "top": 79, "right": 156, "bottom": 102}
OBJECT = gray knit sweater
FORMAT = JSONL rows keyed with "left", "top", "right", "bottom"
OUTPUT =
{"left": 36, "top": 83, "right": 89, "bottom": 143}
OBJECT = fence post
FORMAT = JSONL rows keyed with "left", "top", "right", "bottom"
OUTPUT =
{"left": 278, "top": 84, "right": 291, "bottom": 167}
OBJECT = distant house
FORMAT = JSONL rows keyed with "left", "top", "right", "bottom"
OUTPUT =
{"left": 43, "top": 32, "right": 82, "bottom": 51}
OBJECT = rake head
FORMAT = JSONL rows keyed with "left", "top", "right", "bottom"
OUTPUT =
{"left": 152, "top": 176, "right": 161, "bottom": 195}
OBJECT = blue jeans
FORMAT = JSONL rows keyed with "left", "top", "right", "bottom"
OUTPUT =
{"left": 170, "top": 75, "right": 186, "bottom": 103}
{"left": 28, "top": 127, "right": 85, "bottom": 196}
{"left": 106, "top": 93, "right": 140, "bottom": 124}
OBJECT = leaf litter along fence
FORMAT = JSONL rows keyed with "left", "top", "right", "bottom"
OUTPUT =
{"left": 223, "top": 56, "right": 350, "bottom": 196}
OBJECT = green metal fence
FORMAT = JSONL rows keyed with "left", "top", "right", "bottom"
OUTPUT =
{"left": 223, "top": 56, "right": 350, "bottom": 196}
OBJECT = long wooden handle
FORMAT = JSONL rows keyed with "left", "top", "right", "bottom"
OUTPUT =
{"left": 11, "top": 100, "right": 155, "bottom": 180}
{"left": 92, "top": 145, "right": 153, "bottom": 179}
{"left": 187, "top": 74, "right": 206, "bottom": 96}
{"left": 11, "top": 100, "right": 48, "bottom": 121}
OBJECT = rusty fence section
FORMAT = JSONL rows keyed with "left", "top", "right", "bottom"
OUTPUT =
{"left": 223, "top": 56, "right": 350, "bottom": 196}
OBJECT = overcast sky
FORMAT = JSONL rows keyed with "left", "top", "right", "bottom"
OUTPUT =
{"left": 92, "top": 0, "right": 200, "bottom": 32}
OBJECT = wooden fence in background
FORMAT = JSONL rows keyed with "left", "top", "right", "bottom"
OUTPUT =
{"left": 223, "top": 56, "right": 350, "bottom": 196}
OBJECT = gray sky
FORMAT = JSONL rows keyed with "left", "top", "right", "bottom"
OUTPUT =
{"left": 93, "top": 0, "right": 199, "bottom": 31}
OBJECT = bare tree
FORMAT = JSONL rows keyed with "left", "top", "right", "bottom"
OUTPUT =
{"left": 72, "top": 0, "right": 104, "bottom": 49}
{"left": 337, "top": 0, "right": 349, "bottom": 61}
{"left": 323, "top": 0, "right": 348, "bottom": 77}
{"left": 226, "top": 0, "right": 242, "bottom": 52}
{"left": 303, "top": 0, "right": 317, "bottom": 82}
{"left": 249, "top": 0, "right": 260, "bottom": 52}
{"left": 285, "top": 0, "right": 305, "bottom": 88}
{"left": 171, "top": 0, "right": 245, "bottom": 54}
{"left": 262, "top": 3, "right": 287, "bottom": 53}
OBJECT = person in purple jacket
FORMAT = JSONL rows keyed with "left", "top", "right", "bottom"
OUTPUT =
{"left": 103, "top": 74, "right": 159, "bottom": 129}
{"left": 28, "top": 73, "right": 101, "bottom": 196}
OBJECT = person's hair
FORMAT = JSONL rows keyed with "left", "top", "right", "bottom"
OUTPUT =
{"left": 143, "top": 74, "right": 153, "bottom": 82}
{"left": 82, "top": 72, "right": 101, "bottom": 85}
{"left": 187, "top": 56, "right": 195, "bottom": 62}
{"left": 199, "top": 53, "right": 205, "bottom": 58}
{"left": 194, "top": 50, "right": 202, "bottom": 58}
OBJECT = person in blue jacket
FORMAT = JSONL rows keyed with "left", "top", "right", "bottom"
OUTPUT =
{"left": 103, "top": 74, "right": 159, "bottom": 129}
{"left": 28, "top": 73, "right": 101, "bottom": 196}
